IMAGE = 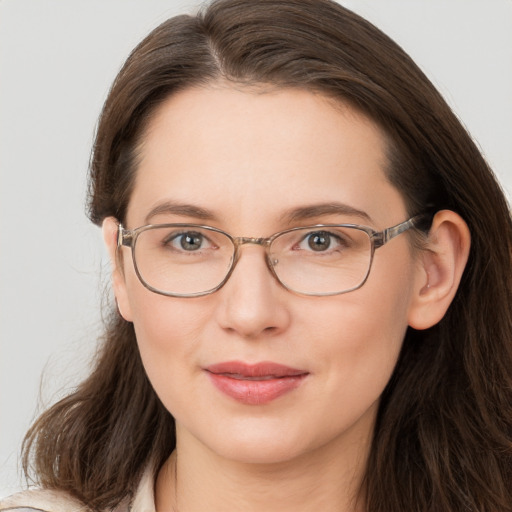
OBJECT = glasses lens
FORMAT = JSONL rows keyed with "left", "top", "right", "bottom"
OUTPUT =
{"left": 133, "top": 226, "right": 234, "bottom": 296}
{"left": 270, "top": 226, "right": 372, "bottom": 295}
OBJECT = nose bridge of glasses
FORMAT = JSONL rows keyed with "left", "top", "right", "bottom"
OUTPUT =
{"left": 233, "top": 236, "right": 270, "bottom": 248}
{"left": 230, "top": 236, "right": 276, "bottom": 276}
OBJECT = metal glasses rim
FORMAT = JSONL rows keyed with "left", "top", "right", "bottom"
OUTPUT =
{"left": 116, "top": 213, "right": 432, "bottom": 297}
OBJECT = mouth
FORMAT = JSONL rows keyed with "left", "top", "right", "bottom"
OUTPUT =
{"left": 205, "top": 361, "right": 309, "bottom": 405}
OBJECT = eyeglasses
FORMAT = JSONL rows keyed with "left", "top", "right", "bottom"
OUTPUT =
{"left": 117, "top": 214, "right": 431, "bottom": 298}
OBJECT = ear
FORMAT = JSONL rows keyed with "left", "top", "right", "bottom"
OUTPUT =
{"left": 102, "top": 217, "right": 134, "bottom": 322}
{"left": 407, "top": 210, "right": 471, "bottom": 330}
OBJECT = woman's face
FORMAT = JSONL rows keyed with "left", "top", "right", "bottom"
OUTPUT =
{"left": 114, "top": 85, "right": 423, "bottom": 465}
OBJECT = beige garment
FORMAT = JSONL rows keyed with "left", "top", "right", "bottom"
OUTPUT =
{"left": 0, "top": 467, "right": 155, "bottom": 512}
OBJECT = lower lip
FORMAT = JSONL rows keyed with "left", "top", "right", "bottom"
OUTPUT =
{"left": 207, "top": 372, "right": 307, "bottom": 405}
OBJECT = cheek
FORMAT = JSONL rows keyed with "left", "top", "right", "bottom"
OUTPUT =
{"left": 302, "top": 250, "right": 416, "bottom": 409}
{"left": 123, "top": 274, "right": 211, "bottom": 401}
{"left": 303, "top": 290, "right": 408, "bottom": 392}
{"left": 121, "top": 258, "right": 204, "bottom": 349}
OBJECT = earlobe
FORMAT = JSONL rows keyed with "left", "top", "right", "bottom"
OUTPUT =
{"left": 408, "top": 210, "right": 471, "bottom": 330}
{"left": 102, "top": 217, "right": 134, "bottom": 322}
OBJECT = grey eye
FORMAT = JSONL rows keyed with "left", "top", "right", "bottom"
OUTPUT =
{"left": 162, "top": 231, "right": 206, "bottom": 251}
{"left": 179, "top": 232, "right": 204, "bottom": 251}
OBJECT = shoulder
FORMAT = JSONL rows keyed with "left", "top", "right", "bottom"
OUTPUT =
{"left": 0, "top": 465, "right": 155, "bottom": 512}
{"left": 0, "top": 489, "right": 91, "bottom": 512}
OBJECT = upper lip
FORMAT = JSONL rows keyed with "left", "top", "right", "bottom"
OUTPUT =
{"left": 205, "top": 361, "right": 308, "bottom": 378}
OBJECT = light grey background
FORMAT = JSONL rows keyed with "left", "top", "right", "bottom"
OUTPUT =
{"left": 1, "top": 0, "right": 511, "bottom": 497}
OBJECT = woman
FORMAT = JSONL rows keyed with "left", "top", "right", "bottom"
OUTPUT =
{"left": 1, "top": 0, "right": 511, "bottom": 511}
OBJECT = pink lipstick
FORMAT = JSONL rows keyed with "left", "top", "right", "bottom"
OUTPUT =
{"left": 205, "top": 361, "right": 308, "bottom": 405}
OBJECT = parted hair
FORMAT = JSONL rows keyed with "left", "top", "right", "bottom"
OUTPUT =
{"left": 23, "top": 1, "right": 512, "bottom": 511}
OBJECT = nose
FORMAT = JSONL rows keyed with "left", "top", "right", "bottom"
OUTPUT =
{"left": 214, "top": 245, "right": 291, "bottom": 339}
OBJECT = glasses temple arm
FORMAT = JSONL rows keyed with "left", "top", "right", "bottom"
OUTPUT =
{"left": 373, "top": 213, "right": 433, "bottom": 248}
{"left": 117, "top": 224, "right": 135, "bottom": 248}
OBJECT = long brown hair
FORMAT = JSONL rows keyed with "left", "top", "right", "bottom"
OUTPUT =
{"left": 23, "top": 1, "right": 512, "bottom": 510}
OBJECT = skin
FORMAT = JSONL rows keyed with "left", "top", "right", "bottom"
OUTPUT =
{"left": 103, "top": 84, "right": 470, "bottom": 512}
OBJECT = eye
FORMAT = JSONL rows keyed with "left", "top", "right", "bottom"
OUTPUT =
{"left": 294, "top": 229, "right": 353, "bottom": 254}
{"left": 306, "top": 231, "right": 332, "bottom": 251}
{"left": 299, "top": 230, "right": 346, "bottom": 252}
{"left": 165, "top": 231, "right": 208, "bottom": 251}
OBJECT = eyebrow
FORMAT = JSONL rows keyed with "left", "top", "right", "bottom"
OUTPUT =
{"left": 144, "top": 200, "right": 373, "bottom": 226}
{"left": 145, "top": 201, "right": 217, "bottom": 224}
{"left": 282, "top": 203, "right": 373, "bottom": 224}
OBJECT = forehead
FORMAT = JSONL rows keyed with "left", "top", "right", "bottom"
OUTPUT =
{"left": 128, "top": 84, "right": 405, "bottom": 230}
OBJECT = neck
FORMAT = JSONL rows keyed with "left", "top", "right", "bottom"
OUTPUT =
{"left": 155, "top": 426, "right": 371, "bottom": 512}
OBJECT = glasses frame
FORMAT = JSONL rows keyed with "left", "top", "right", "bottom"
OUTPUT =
{"left": 117, "top": 213, "right": 431, "bottom": 298}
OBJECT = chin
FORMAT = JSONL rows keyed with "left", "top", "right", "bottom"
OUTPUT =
{"left": 200, "top": 415, "right": 341, "bottom": 466}
{"left": 216, "top": 438, "right": 309, "bottom": 466}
